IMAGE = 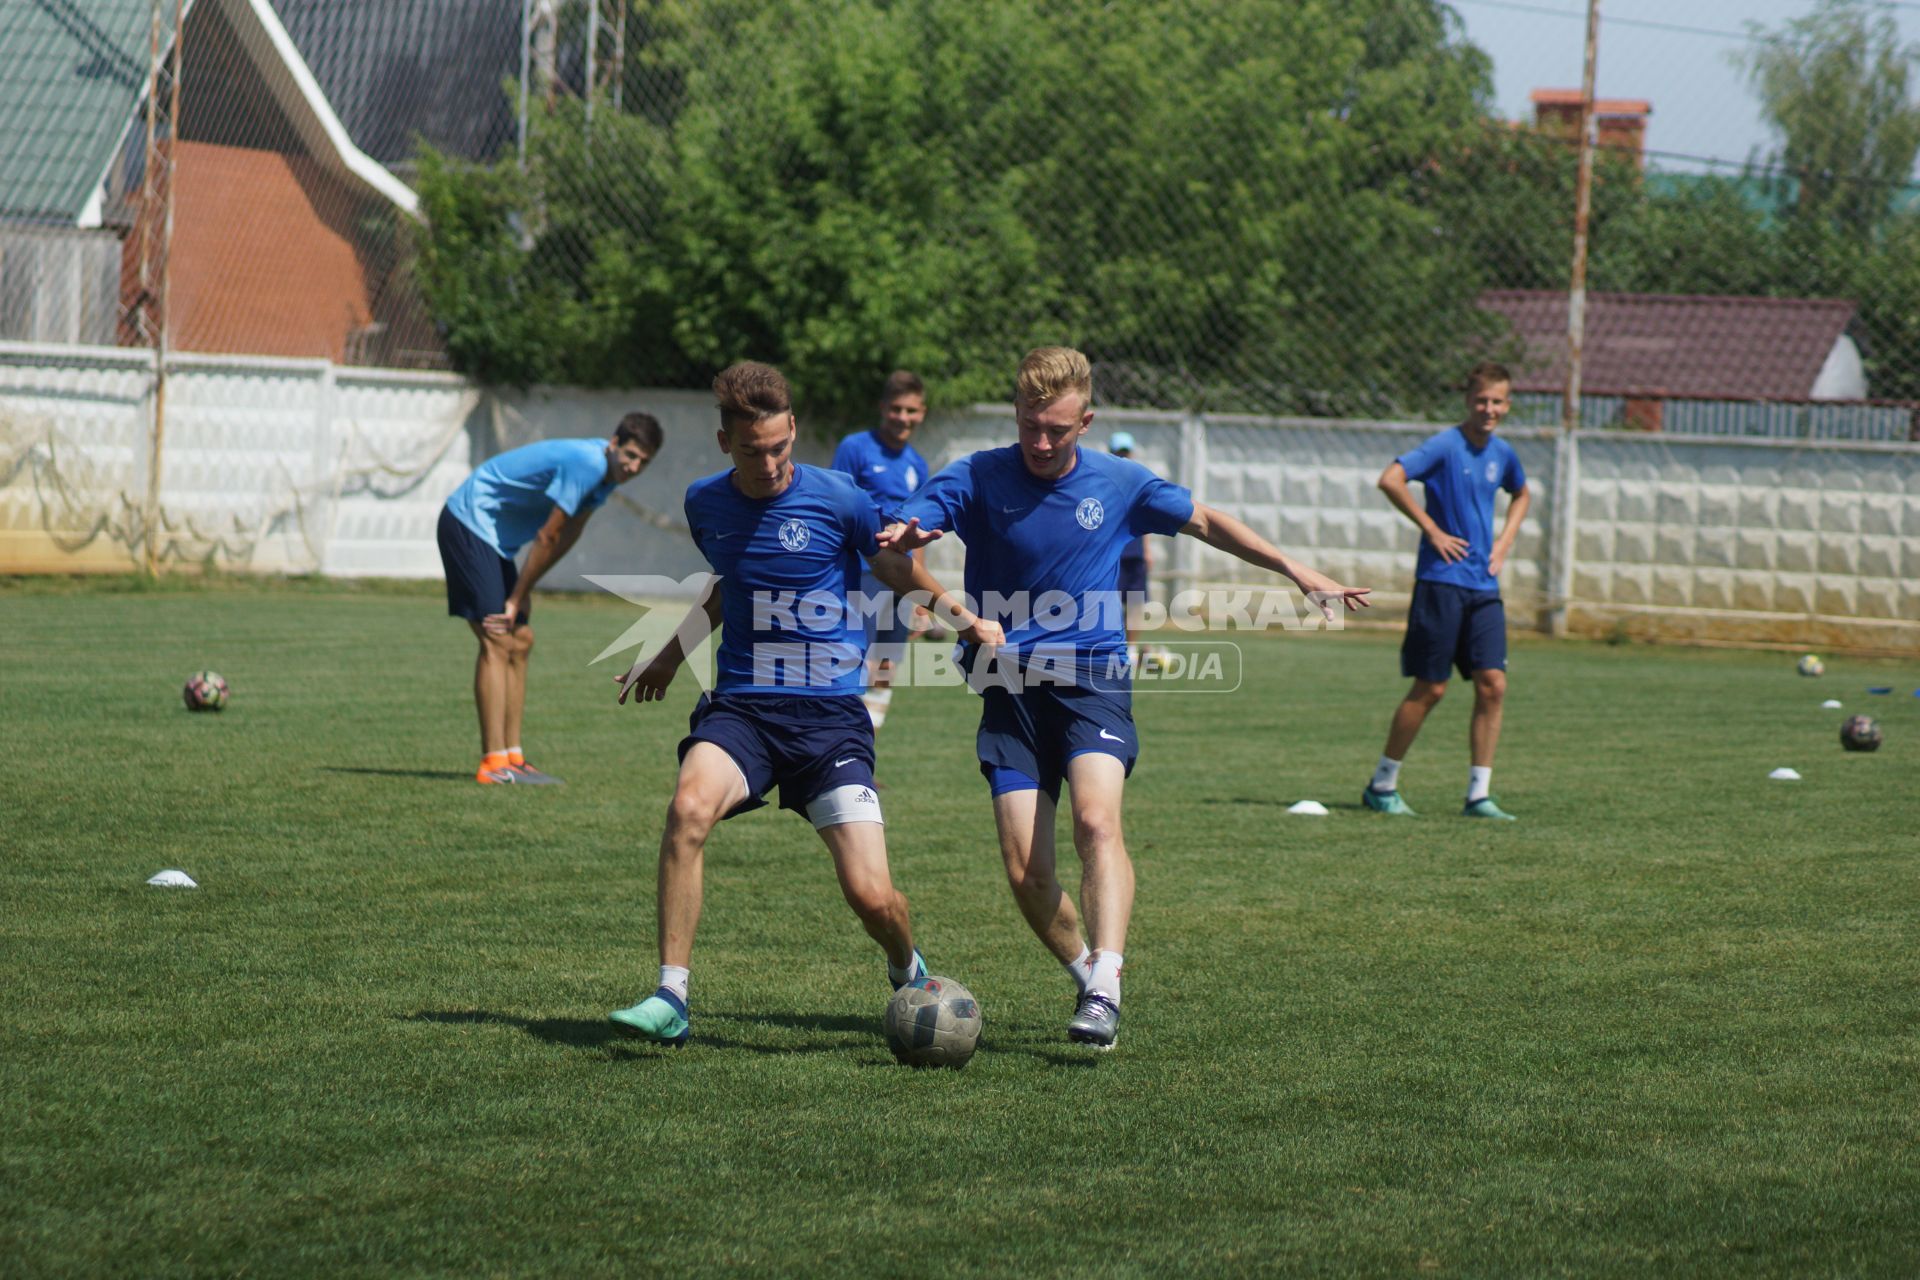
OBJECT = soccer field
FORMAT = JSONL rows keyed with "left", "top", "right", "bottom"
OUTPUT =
{"left": 4, "top": 579, "right": 1916, "bottom": 1276}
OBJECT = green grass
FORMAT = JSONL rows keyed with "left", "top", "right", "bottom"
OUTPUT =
{"left": 4, "top": 585, "right": 1917, "bottom": 1276}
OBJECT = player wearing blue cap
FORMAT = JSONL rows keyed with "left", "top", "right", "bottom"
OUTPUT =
{"left": 1361, "top": 361, "right": 1532, "bottom": 820}
{"left": 883, "top": 347, "right": 1370, "bottom": 1048}
{"left": 831, "top": 370, "right": 934, "bottom": 732}
{"left": 608, "top": 362, "right": 1001, "bottom": 1047}
{"left": 438, "top": 414, "right": 661, "bottom": 785}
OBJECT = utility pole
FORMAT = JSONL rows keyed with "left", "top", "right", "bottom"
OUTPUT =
{"left": 1547, "top": 0, "right": 1600, "bottom": 637}
{"left": 132, "top": 0, "right": 184, "bottom": 576}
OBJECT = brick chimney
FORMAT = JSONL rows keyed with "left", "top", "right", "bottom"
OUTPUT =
{"left": 1530, "top": 89, "right": 1652, "bottom": 169}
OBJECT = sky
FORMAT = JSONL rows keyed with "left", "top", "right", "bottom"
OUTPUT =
{"left": 1446, "top": 0, "right": 1920, "bottom": 179}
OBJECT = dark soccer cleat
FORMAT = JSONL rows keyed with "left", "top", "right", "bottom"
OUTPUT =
{"left": 610, "top": 988, "right": 690, "bottom": 1046}
{"left": 1067, "top": 991, "right": 1120, "bottom": 1049}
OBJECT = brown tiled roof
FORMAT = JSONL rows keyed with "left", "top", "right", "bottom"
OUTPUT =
{"left": 1478, "top": 290, "right": 1856, "bottom": 399}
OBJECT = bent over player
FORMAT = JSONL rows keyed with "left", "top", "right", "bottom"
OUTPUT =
{"left": 609, "top": 362, "right": 1000, "bottom": 1046}
{"left": 1362, "top": 361, "right": 1531, "bottom": 819}
{"left": 883, "top": 346, "right": 1370, "bottom": 1049}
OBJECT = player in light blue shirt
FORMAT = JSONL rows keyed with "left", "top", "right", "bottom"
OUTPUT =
{"left": 609, "top": 362, "right": 1001, "bottom": 1049}
{"left": 885, "top": 347, "right": 1371, "bottom": 1049}
{"left": 1361, "top": 362, "right": 1532, "bottom": 820}
{"left": 832, "top": 370, "right": 935, "bottom": 732}
{"left": 438, "top": 417, "right": 660, "bottom": 785}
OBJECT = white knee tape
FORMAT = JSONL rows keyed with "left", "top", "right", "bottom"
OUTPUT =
{"left": 806, "top": 782, "right": 884, "bottom": 830}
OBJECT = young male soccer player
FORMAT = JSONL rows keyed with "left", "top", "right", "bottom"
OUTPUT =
{"left": 1361, "top": 361, "right": 1532, "bottom": 820}
{"left": 831, "top": 371, "right": 934, "bottom": 731}
{"left": 438, "top": 414, "right": 661, "bottom": 785}
{"left": 882, "top": 347, "right": 1370, "bottom": 1048}
{"left": 609, "top": 362, "right": 1002, "bottom": 1047}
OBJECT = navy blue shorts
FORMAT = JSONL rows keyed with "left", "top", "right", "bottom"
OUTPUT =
{"left": 680, "top": 692, "right": 876, "bottom": 819}
{"left": 1117, "top": 558, "right": 1148, "bottom": 601}
{"left": 977, "top": 682, "right": 1137, "bottom": 803}
{"left": 1401, "top": 580, "right": 1505, "bottom": 683}
{"left": 859, "top": 568, "right": 912, "bottom": 666}
{"left": 438, "top": 506, "right": 526, "bottom": 625}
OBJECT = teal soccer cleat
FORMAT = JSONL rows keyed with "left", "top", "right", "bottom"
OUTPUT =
{"left": 1362, "top": 787, "right": 1418, "bottom": 816}
{"left": 1462, "top": 796, "right": 1518, "bottom": 821}
{"left": 891, "top": 948, "right": 927, "bottom": 991}
{"left": 610, "top": 989, "right": 690, "bottom": 1046}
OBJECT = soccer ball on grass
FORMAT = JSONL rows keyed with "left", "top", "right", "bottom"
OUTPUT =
{"left": 884, "top": 975, "right": 981, "bottom": 1068}
{"left": 183, "top": 670, "right": 229, "bottom": 712}
{"left": 1796, "top": 654, "right": 1824, "bottom": 677}
{"left": 1839, "top": 715, "right": 1882, "bottom": 752}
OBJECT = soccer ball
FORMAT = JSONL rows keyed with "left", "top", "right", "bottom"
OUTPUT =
{"left": 884, "top": 975, "right": 981, "bottom": 1068}
{"left": 1797, "top": 654, "right": 1824, "bottom": 677}
{"left": 1840, "top": 715, "right": 1882, "bottom": 752}
{"left": 183, "top": 670, "right": 229, "bottom": 712}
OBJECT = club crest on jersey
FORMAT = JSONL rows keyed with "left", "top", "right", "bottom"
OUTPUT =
{"left": 1075, "top": 497, "right": 1105, "bottom": 530}
{"left": 1484, "top": 459, "right": 1500, "bottom": 483}
{"left": 777, "top": 518, "right": 811, "bottom": 551}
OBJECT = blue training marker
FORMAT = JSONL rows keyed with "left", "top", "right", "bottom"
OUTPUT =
{"left": 1866, "top": 686, "right": 1892, "bottom": 695}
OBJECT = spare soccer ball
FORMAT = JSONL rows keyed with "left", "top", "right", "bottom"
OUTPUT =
{"left": 183, "top": 670, "right": 229, "bottom": 712}
{"left": 1797, "top": 654, "right": 1824, "bottom": 677}
{"left": 884, "top": 975, "right": 981, "bottom": 1068}
{"left": 1840, "top": 714, "right": 1882, "bottom": 752}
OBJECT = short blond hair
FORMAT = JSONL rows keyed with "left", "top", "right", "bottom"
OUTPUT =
{"left": 713, "top": 361, "right": 791, "bottom": 430}
{"left": 1015, "top": 346, "right": 1092, "bottom": 412}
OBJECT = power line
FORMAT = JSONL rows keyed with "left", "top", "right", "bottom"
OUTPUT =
{"left": 1450, "top": 0, "right": 1770, "bottom": 45}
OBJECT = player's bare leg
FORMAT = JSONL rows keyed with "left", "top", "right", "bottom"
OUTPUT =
{"left": 612, "top": 743, "right": 747, "bottom": 1044}
{"left": 1062, "top": 753, "right": 1129, "bottom": 1047}
{"left": 467, "top": 621, "right": 514, "bottom": 782}
{"left": 1366, "top": 678, "right": 1446, "bottom": 815}
{"left": 815, "top": 820, "right": 919, "bottom": 978}
{"left": 1463, "top": 669, "right": 1515, "bottom": 820}
{"left": 503, "top": 623, "right": 531, "bottom": 757}
{"left": 991, "top": 787, "right": 1086, "bottom": 966}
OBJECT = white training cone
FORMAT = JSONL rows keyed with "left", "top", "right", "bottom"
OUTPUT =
{"left": 1768, "top": 768, "right": 1801, "bottom": 781}
{"left": 147, "top": 869, "right": 198, "bottom": 888}
{"left": 1287, "top": 800, "right": 1330, "bottom": 816}
{"left": 1821, "top": 700, "right": 1842, "bottom": 709}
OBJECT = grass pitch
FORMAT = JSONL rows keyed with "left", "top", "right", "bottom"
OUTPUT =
{"left": 4, "top": 580, "right": 1916, "bottom": 1276}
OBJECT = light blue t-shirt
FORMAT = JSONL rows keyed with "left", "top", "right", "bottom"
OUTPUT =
{"left": 893, "top": 445, "right": 1195, "bottom": 681}
{"left": 685, "top": 464, "right": 882, "bottom": 697}
{"left": 831, "top": 429, "right": 930, "bottom": 515}
{"left": 1397, "top": 427, "right": 1526, "bottom": 592}
{"left": 446, "top": 438, "right": 616, "bottom": 557}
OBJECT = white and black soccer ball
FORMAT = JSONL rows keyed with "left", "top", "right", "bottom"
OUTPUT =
{"left": 884, "top": 975, "right": 981, "bottom": 1068}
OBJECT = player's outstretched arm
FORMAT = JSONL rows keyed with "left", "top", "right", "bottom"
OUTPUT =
{"left": 1180, "top": 504, "right": 1371, "bottom": 619}
{"left": 875, "top": 518, "right": 943, "bottom": 554}
{"left": 1489, "top": 485, "right": 1532, "bottom": 578}
{"left": 616, "top": 579, "right": 724, "bottom": 705}
{"left": 1377, "top": 462, "right": 1467, "bottom": 563}
{"left": 867, "top": 549, "right": 1004, "bottom": 647}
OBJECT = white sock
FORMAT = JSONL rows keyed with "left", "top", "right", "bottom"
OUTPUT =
{"left": 887, "top": 950, "right": 922, "bottom": 984}
{"left": 1086, "top": 950, "right": 1123, "bottom": 1002}
{"left": 1063, "top": 943, "right": 1091, "bottom": 993}
{"left": 1467, "top": 766, "right": 1492, "bottom": 803}
{"left": 1370, "top": 755, "right": 1402, "bottom": 792}
{"left": 658, "top": 965, "right": 689, "bottom": 1003}
{"left": 863, "top": 687, "right": 892, "bottom": 730}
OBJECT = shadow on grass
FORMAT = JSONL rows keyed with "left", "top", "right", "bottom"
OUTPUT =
{"left": 321, "top": 767, "right": 472, "bottom": 781}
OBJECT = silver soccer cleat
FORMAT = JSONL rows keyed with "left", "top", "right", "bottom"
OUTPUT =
{"left": 1067, "top": 991, "right": 1120, "bottom": 1049}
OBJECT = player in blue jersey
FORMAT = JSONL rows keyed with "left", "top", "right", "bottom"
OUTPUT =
{"left": 882, "top": 347, "right": 1370, "bottom": 1049}
{"left": 831, "top": 370, "right": 934, "bottom": 731}
{"left": 1361, "top": 362, "right": 1532, "bottom": 820}
{"left": 608, "top": 362, "right": 1001, "bottom": 1048}
{"left": 438, "top": 415, "right": 661, "bottom": 785}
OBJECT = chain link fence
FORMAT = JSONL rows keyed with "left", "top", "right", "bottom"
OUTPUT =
{"left": 3, "top": 0, "right": 1919, "bottom": 437}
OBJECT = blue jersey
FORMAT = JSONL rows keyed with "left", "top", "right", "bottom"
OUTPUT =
{"left": 685, "top": 464, "right": 881, "bottom": 697}
{"left": 831, "top": 429, "right": 929, "bottom": 515}
{"left": 895, "top": 445, "right": 1194, "bottom": 680}
{"left": 446, "top": 438, "right": 615, "bottom": 557}
{"left": 1397, "top": 427, "right": 1526, "bottom": 592}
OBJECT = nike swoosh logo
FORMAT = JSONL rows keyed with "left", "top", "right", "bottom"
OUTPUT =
{"left": 834, "top": 757, "right": 856, "bottom": 767}
{"left": 709, "top": 531, "right": 736, "bottom": 540}
{"left": 1002, "top": 506, "right": 1027, "bottom": 515}
{"left": 870, "top": 465, "right": 888, "bottom": 472}
{"left": 1098, "top": 729, "right": 1125, "bottom": 743}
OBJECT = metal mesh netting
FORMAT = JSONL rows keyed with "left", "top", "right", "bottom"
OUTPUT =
{"left": 4, "top": 0, "right": 1919, "bottom": 438}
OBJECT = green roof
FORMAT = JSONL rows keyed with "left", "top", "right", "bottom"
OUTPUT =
{"left": 0, "top": 0, "right": 167, "bottom": 224}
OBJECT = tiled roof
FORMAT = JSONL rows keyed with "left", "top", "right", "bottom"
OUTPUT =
{"left": 268, "top": 0, "right": 520, "bottom": 165}
{"left": 0, "top": 0, "right": 160, "bottom": 223}
{"left": 1478, "top": 290, "right": 1856, "bottom": 400}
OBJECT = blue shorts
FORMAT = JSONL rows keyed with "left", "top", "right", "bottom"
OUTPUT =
{"left": 1401, "top": 580, "right": 1505, "bottom": 683}
{"left": 438, "top": 505, "right": 526, "bottom": 624}
{"left": 681, "top": 692, "right": 877, "bottom": 819}
{"left": 977, "top": 682, "right": 1137, "bottom": 803}
{"left": 859, "top": 569, "right": 912, "bottom": 666}
{"left": 1117, "top": 558, "right": 1148, "bottom": 602}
